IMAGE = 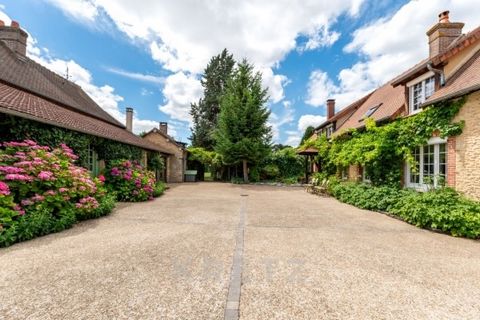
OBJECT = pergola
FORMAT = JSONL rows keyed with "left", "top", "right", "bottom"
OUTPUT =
{"left": 297, "top": 147, "right": 319, "bottom": 183}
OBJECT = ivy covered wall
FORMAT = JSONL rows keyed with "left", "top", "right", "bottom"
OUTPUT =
{"left": 0, "top": 114, "right": 145, "bottom": 168}
{"left": 302, "top": 98, "right": 466, "bottom": 186}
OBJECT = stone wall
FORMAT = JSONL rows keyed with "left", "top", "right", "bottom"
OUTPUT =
{"left": 143, "top": 131, "right": 185, "bottom": 183}
{"left": 451, "top": 91, "right": 480, "bottom": 200}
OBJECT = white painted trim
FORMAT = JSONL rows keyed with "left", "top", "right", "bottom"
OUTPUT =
{"left": 427, "top": 136, "right": 447, "bottom": 145}
{"left": 406, "top": 71, "right": 435, "bottom": 88}
{"left": 405, "top": 141, "right": 447, "bottom": 191}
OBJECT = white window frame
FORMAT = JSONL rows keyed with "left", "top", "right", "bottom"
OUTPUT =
{"left": 405, "top": 137, "right": 447, "bottom": 191}
{"left": 362, "top": 166, "right": 371, "bottom": 184}
{"left": 326, "top": 124, "right": 334, "bottom": 138}
{"left": 407, "top": 71, "right": 435, "bottom": 115}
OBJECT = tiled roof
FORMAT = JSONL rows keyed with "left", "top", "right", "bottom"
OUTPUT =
{"left": 336, "top": 82, "right": 405, "bottom": 132}
{"left": 0, "top": 82, "right": 163, "bottom": 152}
{"left": 0, "top": 41, "right": 123, "bottom": 127}
{"left": 391, "top": 58, "right": 429, "bottom": 87}
{"left": 314, "top": 93, "right": 372, "bottom": 131}
{"left": 424, "top": 49, "right": 480, "bottom": 106}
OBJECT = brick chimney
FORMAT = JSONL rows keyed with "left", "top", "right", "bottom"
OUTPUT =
{"left": 326, "top": 99, "right": 335, "bottom": 120}
{"left": 159, "top": 122, "right": 168, "bottom": 135}
{"left": 426, "top": 11, "right": 464, "bottom": 58}
{"left": 0, "top": 20, "right": 28, "bottom": 56}
{"left": 126, "top": 107, "right": 133, "bottom": 132}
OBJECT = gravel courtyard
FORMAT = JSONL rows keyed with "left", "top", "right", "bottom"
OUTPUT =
{"left": 1, "top": 183, "right": 479, "bottom": 319}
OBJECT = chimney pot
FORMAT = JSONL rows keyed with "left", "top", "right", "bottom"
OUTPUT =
{"left": 126, "top": 107, "right": 133, "bottom": 132}
{"left": 326, "top": 99, "right": 335, "bottom": 120}
{"left": 426, "top": 11, "right": 464, "bottom": 58}
{"left": 159, "top": 122, "right": 168, "bottom": 135}
{"left": 438, "top": 10, "right": 450, "bottom": 23}
{"left": 0, "top": 20, "right": 28, "bottom": 56}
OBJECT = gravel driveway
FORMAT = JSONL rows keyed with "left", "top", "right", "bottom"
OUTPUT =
{"left": 1, "top": 183, "right": 479, "bottom": 319}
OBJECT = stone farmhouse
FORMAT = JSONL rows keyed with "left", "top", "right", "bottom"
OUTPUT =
{"left": 304, "top": 11, "right": 480, "bottom": 200}
{"left": 0, "top": 20, "right": 185, "bottom": 181}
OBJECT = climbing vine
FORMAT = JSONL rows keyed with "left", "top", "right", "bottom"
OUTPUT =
{"left": 0, "top": 114, "right": 144, "bottom": 167}
{"left": 300, "top": 98, "right": 466, "bottom": 186}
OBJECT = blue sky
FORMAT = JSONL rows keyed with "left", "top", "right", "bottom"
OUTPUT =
{"left": 0, "top": 0, "right": 476, "bottom": 145}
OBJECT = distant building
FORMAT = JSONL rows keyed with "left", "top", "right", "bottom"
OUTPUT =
{"left": 142, "top": 122, "right": 187, "bottom": 183}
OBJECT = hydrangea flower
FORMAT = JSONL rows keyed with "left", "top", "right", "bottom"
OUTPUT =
{"left": 0, "top": 181, "right": 10, "bottom": 196}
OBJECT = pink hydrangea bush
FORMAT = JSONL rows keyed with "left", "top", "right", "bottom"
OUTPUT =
{"left": 106, "top": 159, "right": 157, "bottom": 202}
{"left": 0, "top": 140, "right": 114, "bottom": 246}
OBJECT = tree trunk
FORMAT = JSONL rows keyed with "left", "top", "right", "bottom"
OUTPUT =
{"left": 243, "top": 159, "right": 249, "bottom": 183}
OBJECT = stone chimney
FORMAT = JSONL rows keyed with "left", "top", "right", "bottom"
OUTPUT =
{"left": 327, "top": 99, "right": 335, "bottom": 120}
{"left": 426, "top": 11, "right": 464, "bottom": 58}
{"left": 126, "top": 107, "right": 133, "bottom": 132}
{"left": 159, "top": 122, "right": 168, "bottom": 135}
{"left": 0, "top": 20, "right": 28, "bottom": 56}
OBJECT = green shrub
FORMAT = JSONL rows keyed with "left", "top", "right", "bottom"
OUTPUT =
{"left": 260, "top": 147, "right": 303, "bottom": 181}
{"left": 329, "top": 181, "right": 480, "bottom": 239}
{"left": 389, "top": 188, "right": 480, "bottom": 238}
{"left": 262, "top": 164, "right": 280, "bottom": 180}
{"left": 153, "top": 182, "right": 166, "bottom": 198}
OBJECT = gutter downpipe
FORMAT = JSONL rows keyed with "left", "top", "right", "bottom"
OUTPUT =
{"left": 427, "top": 62, "right": 445, "bottom": 87}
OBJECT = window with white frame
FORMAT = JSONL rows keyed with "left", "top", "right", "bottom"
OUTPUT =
{"left": 409, "top": 75, "right": 435, "bottom": 113}
{"left": 326, "top": 124, "right": 334, "bottom": 138}
{"left": 406, "top": 138, "right": 447, "bottom": 189}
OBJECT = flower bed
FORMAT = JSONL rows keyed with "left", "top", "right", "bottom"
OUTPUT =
{"left": 106, "top": 159, "right": 161, "bottom": 202}
{"left": 0, "top": 140, "right": 115, "bottom": 247}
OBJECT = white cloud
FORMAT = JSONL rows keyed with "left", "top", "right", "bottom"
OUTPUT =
{"left": 158, "top": 72, "right": 203, "bottom": 123}
{"left": 305, "top": 70, "right": 339, "bottom": 107}
{"left": 268, "top": 101, "right": 295, "bottom": 142}
{"left": 299, "top": 26, "right": 341, "bottom": 52}
{"left": 285, "top": 135, "right": 301, "bottom": 146}
{"left": 45, "top": 0, "right": 98, "bottom": 22}
{"left": 259, "top": 67, "right": 289, "bottom": 103}
{"left": 282, "top": 114, "right": 326, "bottom": 147}
{"left": 105, "top": 67, "right": 164, "bottom": 85}
{"left": 0, "top": 7, "right": 10, "bottom": 23}
{"left": 298, "top": 114, "right": 326, "bottom": 132}
{"left": 45, "top": 0, "right": 365, "bottom": 110}
{"left": 22, "top": 32, "right": 160, "bottom": 135}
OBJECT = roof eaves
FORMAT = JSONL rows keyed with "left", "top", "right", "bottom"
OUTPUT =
{"left": 0, "top": 106, "right": 167, "bottom": 153}
{"left": 421, "top": 83, "right": 480, "bottom": 107}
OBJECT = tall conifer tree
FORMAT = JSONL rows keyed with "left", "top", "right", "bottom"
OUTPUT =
{"left": 190, "top": 49, "right": 235, "bottom": 150}
{"left": 215, "top": 59, "right": 272, "bottom": 182}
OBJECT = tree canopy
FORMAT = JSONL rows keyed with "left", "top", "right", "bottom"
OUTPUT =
{"left": 190, "top": 49, "right": 235, "bottom": 150}
{"left": 300, "top": 126, "right": 315, "bottom": 145}
{"left": 215, "top": 59, "right": 272, "bottom": 182}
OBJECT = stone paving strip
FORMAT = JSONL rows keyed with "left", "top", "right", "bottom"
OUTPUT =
{"left": 224, "top": 194, "right": 247, "bottom": 320}
{"left": 0, "top": 183, "right": 479, "bottom": 319}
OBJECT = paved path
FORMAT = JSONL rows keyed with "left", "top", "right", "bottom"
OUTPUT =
{"left": 1, "top": 183, "right": 479, "bottom": 319}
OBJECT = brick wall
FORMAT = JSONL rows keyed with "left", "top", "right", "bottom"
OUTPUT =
{"left": 348, "top": 165, "right": 361, "bottom": 182}
{"left": 143, "top": 131, "right": 185, "bottom": 183}
{"left": 451, "top": 91, "right": 480, "bottom": 200}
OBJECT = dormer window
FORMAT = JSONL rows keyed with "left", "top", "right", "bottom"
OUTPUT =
{"left": 326, "top": 124, "right": 334, "bottom": 138}
{"left": 409, "top": 75, "right": 435, "bottom": 114}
